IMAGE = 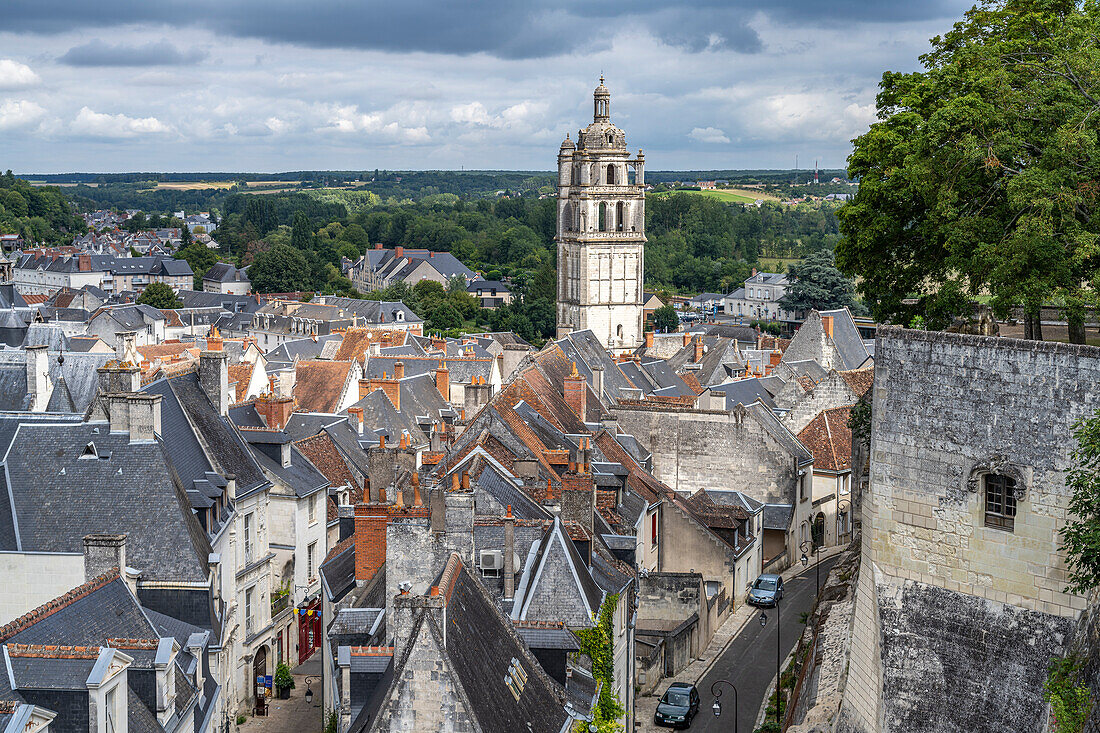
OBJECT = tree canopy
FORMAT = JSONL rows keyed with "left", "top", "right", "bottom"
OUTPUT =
{"left": 780, "top": 249, "right": 864, "bottom": 314}
{"left": 248, "top": 244, "right": 312, "bottom": 293}
{"left": 836, "top": 0, "right": 1100, "bottom": 340}
{"left": 136, "top": 282, "right": 182, "bottom": 309}
{"left": 653, "top": 304, "right": 679, "bottom": 333}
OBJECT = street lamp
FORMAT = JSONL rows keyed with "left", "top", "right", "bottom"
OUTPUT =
{"left": 837, "top": 499, "right": 852, "bottom": 542}
{"left": 304, "top": 675, "right": 321, "bottom": 704}
{"left": 710, "top": 680, "right": 739, "bottom": 733}
{"left": 758, "top": 600, "right": 782, "bottom": 725}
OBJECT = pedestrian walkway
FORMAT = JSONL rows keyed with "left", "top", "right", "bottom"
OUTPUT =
{"left": 634, "top": 545, "right": 846, "bottom": 731}
{"left": 238, "top": 663, "right": 324, "bottom": 733}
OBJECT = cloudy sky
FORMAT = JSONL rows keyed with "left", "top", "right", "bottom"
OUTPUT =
{"left": 0, "top": 1, "right": 974, "bottom": 174}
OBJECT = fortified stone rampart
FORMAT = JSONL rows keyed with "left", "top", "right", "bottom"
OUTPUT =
{"left": 840, "top": 328, "right": 1098, "bottom": 733}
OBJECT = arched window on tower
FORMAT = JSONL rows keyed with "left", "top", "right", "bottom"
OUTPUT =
{"left": 598, "top": 203, "right": 608, "bottom": 232}
{"left": 606, "top": 164, "right": 616, "bottom": 185}
{"left": 571, "top": 165, "right": 578, "bottom": 185}
{"left": 561, "top": 203, "right": 572, "bottom": 233}
{"left": 591, "top": 163, "right": 599, "bottom": 185}
{"left": 616, "top": 202, "right": 625, "bottom": 232}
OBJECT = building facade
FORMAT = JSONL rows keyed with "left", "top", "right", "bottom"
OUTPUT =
{"left": 556, "top": 78, "right": 646, "bottom": 351}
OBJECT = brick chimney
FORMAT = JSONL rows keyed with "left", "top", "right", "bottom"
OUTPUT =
{"left": 375, "top": 243, "right": 383, "bottom": 250}
{"left": 354, "top": 503, "right": 389, "bottom": 583}
{"left": 394, "top": 361, "right": 405, "bottom": 380}
{"left": 822, "top": 314, "right": 834, "bottom": 338}
{"left": 564, "top": 362, "right": 586, "bottom": 420}
{"left": 693, "top": 336, "right": 705, "bottom": 363}
{"left": 394, "top": 246, "right": 404, "bottom": 259}
{"left": 683, "top": 332, "right": 692, "bottom": 347}
{"left": 347, "top": 406, "right": 364, "bottom": 435}
{"left": 435, "top": 361, "right": 450, "bottom": 402}
{"left": 769, "top": 350, "right": 782, "bottom": 368}
{"left": 256, "top": 393, "right": 294, "bottom": 431}
{"left": 645, "top": 331, "right": 654, "bottom": 348}
{"left": 78, "top": 253, "right": 91, "bottom": 272}
{"left": 504, "top": 506, "right": 516, "bottom": 601}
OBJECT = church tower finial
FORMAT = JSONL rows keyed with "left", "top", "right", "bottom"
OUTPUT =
{"left": 594, "top": 76, "right": 610, "bottom": 122}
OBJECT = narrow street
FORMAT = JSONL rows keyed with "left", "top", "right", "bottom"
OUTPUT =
{"left": 691, "top": 555, "right": 840, "bottom": 733}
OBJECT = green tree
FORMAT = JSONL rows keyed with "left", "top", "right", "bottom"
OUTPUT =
{"left": 653, "top": 304, "right": 679, "bottom": 333}
{"left": 179, "top": 223, "right": 191, "bottom": 247}
{"left": 176, "top": 242, "right": 218, "bottom": 290}
{"left": 249, "top": 244, "right": 311, "bottom": 293}
{"left": 291, "top": 210, "right": 314, "bottom": 250}
{"left": 136, "top": 282, "right": 182, "bottom": 309}
{"left": 836, "top": 0, "right": 1100, "bottom": 340}
{"left": 1061, "top": 409, "right": 1100, "bottom": 593}
{"left": 779, "top": 249, "right": 863, "bottom": 314}
{"left": 427, "top": 301, "right": 463, "bottom": 331}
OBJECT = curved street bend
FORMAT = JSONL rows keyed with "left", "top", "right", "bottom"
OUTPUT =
{"left": 642, "top": 554, "right": 841, "bottom": 733}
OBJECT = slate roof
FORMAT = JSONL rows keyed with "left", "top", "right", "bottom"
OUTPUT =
{"left": 715, "top": 377, "right": 777, "bottom": 410}
{"left": 763, "top": 503, "right": 794, "bottom": 531}
{"left": 3, "top": 423, "right": 211, "bottom": 582}
{"left": 820, "top": 308, "right": 872, "bottom": 370}
{"left": 203, "top": 262, "right": 249, "bottom": 284}
{"left": 320, "top": 539, "right": 357, "bottom": 604}
{"left": 512, "top": 518, "right": 604, "bottom": 626}
{"left": 746, "top": 402, "right": 814, "bottom": 466}
{"left": 797, "top": 406, "right": 853, "bottom": 473}
{"left": 513, "top": 623, "right": 579, "bottom": 651}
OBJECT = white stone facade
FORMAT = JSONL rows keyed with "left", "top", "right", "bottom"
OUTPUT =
{"left": 556, "top": 78, "right": 646, "bottom": 350}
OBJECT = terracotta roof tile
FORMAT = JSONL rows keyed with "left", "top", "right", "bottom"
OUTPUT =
{"left": 295, "top": 433, "right": 357, "bottom": 490}
{"left": 797, "top": 406, "right": 853, "bottom": 473}
{"left": 839, "top": 368, "right": 874, "bottom": 399}
{"left": 228, "top": 363, "right": 255, "bottom": 404}
{"left": 293, "top": 360, "right": 353, "bottom": 413}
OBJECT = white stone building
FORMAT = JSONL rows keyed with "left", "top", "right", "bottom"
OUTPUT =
{"left": 556, "top": 78, "right": 646, "bottom": 351}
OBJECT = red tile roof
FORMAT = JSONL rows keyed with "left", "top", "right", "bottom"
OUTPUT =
{"left": 296, "top": 433, "right": 357, "bottom": 490}
{"left": 293, "top": 360, "right": 353, "bottom": 413}
{"left": 797, "top": 406, "right": 853, "bottom": 473}
{"left": 228, "top": 363, "right": 255, "bottom": 404}
{"left": 839, "top": 368, "right": 874, "bottom": 399}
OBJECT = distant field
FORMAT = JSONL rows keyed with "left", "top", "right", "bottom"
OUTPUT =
{"left": 153, "top": 181, "right": 236, "bottom": 190}
{"left": 652, "top": 188, "right": 778, "bottom": 204}
{"left": 245, "top": 181, "right": 301, "bottom": 188}
{"left": 28, "top": 181, "right": 94, "bottom": 187}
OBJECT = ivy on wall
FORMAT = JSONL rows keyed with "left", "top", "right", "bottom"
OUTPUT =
{"left": 573, "top": 593, "right": 624, "bottom": 733}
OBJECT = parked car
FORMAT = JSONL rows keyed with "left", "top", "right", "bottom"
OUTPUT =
{"left": 654, "top": 682, "right": 700, "bottom": 729}
{"left": 747, "top": 573, "right": 784, "bottom": 607}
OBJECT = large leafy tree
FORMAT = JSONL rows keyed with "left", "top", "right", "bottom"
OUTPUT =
{"left": 248, "top": 244, "right": 312, "bottom": 293}
{"left": 176, "top": 242, "right": 218, "bottom": 290}
{"left": 780, "top": 249, "right": 863, "bottom": 314}
{"left": 653, "top": 304, "right": 679, "bottom": 333}
{"left": 836, "top": 0, "right": 1100, "bottom": 340}
{"left": 136, "top": 282, "right": 182, "bottom": 309}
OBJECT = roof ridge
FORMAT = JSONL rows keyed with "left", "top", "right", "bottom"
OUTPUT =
{"left": 6, "top": 643, "right": 102, "bottom": 659}
{"left": 0, "top": 569, "right": 120, "bottom": 643}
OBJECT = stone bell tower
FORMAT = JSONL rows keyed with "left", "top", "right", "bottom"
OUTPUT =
{"left": 555, "top": 77, "right": 646, "bottom": 350}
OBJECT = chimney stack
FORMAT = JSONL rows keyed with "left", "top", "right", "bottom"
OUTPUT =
{"left": 645, "top": 331, "right": 654, "bottom": 348}
{"left": 504, "top": 506, "right": 515, "bottom": 601}
{"left": 347, "top": 406, "right": 364, "bottom": 435}
{"left": 126, "top": 393, "right": 162, "bottom": 442}
{"left": 822, "top": 314, "right": 834, "bottom": 339}
{"left": 83, "top": 533, "right": 126, "bottom": 583}
{"left": 394, "top": 361, "right": 405, "bottom": 380}
{"left": 694, "top": 336, "right": 705, "bottom": 363}
{"left": 198, "top": 349, "right": 230, "bottom": 416}
{"left": 353, "top": 503, "right": 389, "bottom": 583}
{"left": 683, "top": 332, "right": 692, "bottom": 347}
{"left": 25, "top": 344, "right": 51, "bottom": 412}
{"left": 564, "top": 362, "right": 586, "bottom": 420}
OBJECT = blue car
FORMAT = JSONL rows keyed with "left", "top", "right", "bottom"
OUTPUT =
{"left": 747, "top": 573, "right": 784, "bottom": 607}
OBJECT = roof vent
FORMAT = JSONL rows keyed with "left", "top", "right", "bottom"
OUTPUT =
{"left": 79, "top": 442, "right": 98, "bottom": 460}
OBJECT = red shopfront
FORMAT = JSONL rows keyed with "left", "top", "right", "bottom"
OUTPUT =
{"left": 297, "top": 598, "right": 322, "bottom": 665}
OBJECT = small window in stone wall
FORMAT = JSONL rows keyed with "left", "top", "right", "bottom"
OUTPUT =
{"left": 984, "top": 474, "right": 1017, "bottom": 531}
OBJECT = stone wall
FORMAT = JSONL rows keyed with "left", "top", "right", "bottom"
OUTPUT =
{"left": 779, "top": 370, "right": 860, "bottom": 434}
{"left": 609, "top": 402, "right": 801, "bottom": 504}
{"left": 840, "top": 328, "right": 1100, "bottom": 733}
{"left": 868, "top": 328, "right": 1095, "bottom": 616}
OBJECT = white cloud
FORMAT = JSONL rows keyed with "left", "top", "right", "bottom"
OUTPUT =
{"left": 689, "top": 126, "right": 730, "bottom": 144}
{"left": 0, "top": 59, "right": 40, "bottom": 90}
{"left": 0, "top": 100, "right": 45, "bottom": 130}
{"left": 317, "top": 103, "right": 431, "bottom": 143}
{"left": 451, "top": 102, "right": 493, "bottom": 126}
{"left": 71, "top": 107, "right": 171, "bottom": 138}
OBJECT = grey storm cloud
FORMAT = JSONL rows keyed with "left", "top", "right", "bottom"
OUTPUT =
{"left": 3, "top": 0, "right": 970, "bottom": 59}
{"left": 58, "top": 40, "right": 207, "bottom": 66}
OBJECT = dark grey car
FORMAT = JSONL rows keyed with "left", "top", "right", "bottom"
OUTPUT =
{"left": 747, "top": 573, "right": 784, "bottom": 607}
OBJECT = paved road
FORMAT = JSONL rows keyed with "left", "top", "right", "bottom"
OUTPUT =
{"left": 691, "top": 555, "right": 840, "bottom": 733}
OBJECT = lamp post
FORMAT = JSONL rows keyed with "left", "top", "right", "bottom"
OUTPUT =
{"left": 759, "top": 599, "right": 781, "bottom": 725}
{"left": 710, "top": 680, "right": 739, "bottom": 733}
{"left": 303, "top": 676, "right": 321, "bottom": 704}
{"left": 837, "top": 498, "right": 852, "bottom": 543}
{"left": 799, "top": 539, "right": 822, "bottom": 597}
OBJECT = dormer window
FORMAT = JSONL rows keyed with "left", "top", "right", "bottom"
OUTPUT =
{"left": 80, "top": 442, "right": 98, "bottom": 460}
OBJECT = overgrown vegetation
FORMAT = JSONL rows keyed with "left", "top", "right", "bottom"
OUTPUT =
{"left": 1043, "top": 656, "right": 1093, "bottom": 733}
{"left": 573, "top": 593, "right": 624, "bottom": 733}
{"left": 1061, "top": 409, "right": 1100, "bottom": 594}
